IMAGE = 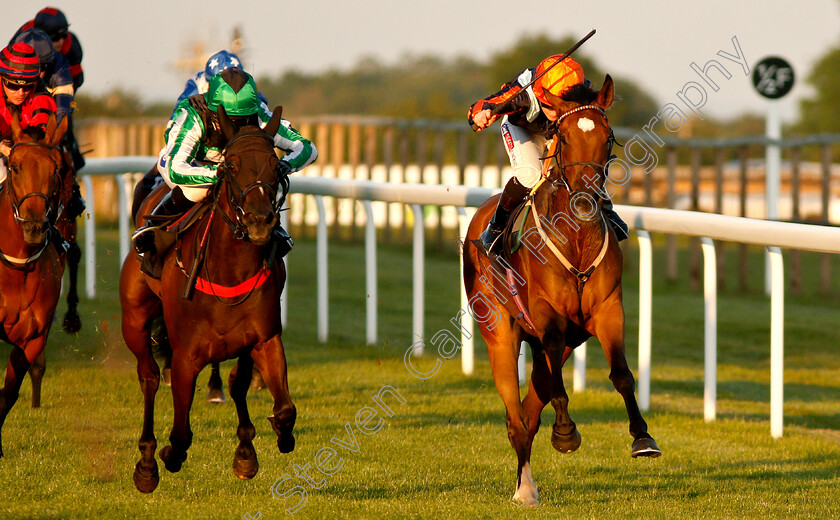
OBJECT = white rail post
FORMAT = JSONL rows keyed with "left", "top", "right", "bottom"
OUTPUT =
{"left": 637, "top": 230, "right": 653, "bottom": 411}
{"left": 82, "top": 175, "right": 96, "bottom": 298}
{"left": 519, "top": 341, "right": 527, "bottom": 387}
{"left": 280, "top": 201, "right": 288, "bottom": 329}
{"left": 768, "top": 246, "right": 785, "bottom": 438}
{"left": 118, "top": 173, "right": 131, "bottom": 262}
{"left": 363, "top": 200, "right": 377, "bottom": 345}
{"left": 410, "top": 204, "right": 424, "bottom": 350}
{"left": 457, "top": 207, "right": 474, "bottom": 375}
{"left": 573, "top": 341, "right": 587, "bottom": 393}
{"left": 701, "top": 237, "right": 717, "bottom": 422}
{"left": 314, "top": 195, "right": 328, "bottom": 343}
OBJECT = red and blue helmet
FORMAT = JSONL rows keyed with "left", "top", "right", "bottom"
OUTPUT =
{"left": 205, "top": 50, "right": 241, "bottom": 79}
{"left": 0, "top": 42, "right": 41, "bottom": 84}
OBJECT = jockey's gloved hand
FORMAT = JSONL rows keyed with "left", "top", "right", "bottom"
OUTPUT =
{"left": 275, "top": 160, "right": 291, "bottom": 197}
{"left": 275, "top": 160, "right": 292, "bottom": 179}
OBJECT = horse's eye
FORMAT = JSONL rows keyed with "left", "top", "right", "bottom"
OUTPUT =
{"left": 9, "top": 164, "right": 18, "bottom": 175}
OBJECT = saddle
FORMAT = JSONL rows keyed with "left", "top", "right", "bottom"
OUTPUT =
{"left": 139, "top": 202, "right": 212, "bottom": 279}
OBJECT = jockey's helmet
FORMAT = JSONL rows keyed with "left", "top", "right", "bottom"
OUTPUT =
{"left": 0, "top": 43, "right": 41, "bottom": 85}
{"left": 34, "top": 7, "right": 69, "bottom": 42}
{"left": 12, "top": 29, "right": 56, "bottom": 68}
{"left": 533, "top": 55, "right": 585, "bottom": 105}
{"left": 206, "top": 68, "right": 260, "bottom": 117}
{"left": 205, "top": 50, "right": 242, "bottom": 79}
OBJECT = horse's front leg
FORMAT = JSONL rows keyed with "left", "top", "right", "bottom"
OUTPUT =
{"left": 485, "top": 322, "right": 538, "bottom": 506}
{"left": 251, "top": 335, "right": 296, "bottom": 454}
{"left": 159, "top": 353, "right": 201, "bottom": 473}
{"left": 0, "top": 345, "right": 37, "bottom": 458}
{"left": 62, "top": 237, "right": 82, "bottom": 333}
{"left": 229, "top": 355, "right": 258, "bottom": 479}
{"left": 28, "top": 350, "right": 45, "bottom": 409}
{"left": 593, "top": 299, "right": 661, "bottom": 458}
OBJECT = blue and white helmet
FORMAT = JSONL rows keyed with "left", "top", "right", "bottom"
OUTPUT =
{"left": 204, "top": 50, "right": 241, "bottom": 79}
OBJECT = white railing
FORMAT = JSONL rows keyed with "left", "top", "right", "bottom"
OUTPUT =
{"left": 79, "top": 157, "right": 840, "bottom": 439}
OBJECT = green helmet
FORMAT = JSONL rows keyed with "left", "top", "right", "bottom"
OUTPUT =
{"left": 206, "top": 68, "right": 261, "bottom": 117}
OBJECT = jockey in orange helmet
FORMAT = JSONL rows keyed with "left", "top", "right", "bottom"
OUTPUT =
{"left": 468, "top": 55, "right": 627, "bottom": 252}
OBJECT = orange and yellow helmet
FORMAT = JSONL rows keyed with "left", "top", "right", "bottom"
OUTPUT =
{"left": 533, "top": 55, "right": 585, "bottom": 105}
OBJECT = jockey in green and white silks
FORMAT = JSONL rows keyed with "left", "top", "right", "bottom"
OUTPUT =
{"left": 133, "top": 67, "right": 317, "bottom": 256}
{"left": 157, "top": 68, "right": 316, "bottom": 201}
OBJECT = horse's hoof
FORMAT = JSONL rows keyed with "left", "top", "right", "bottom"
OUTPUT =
{"left": 159, "top": 445, "right": 186, "bottom": 473}
{"left": 133, "top": 459, "right": 160, "bottom": 493}
{"left": 512, "top": 491, "right": 539, "bottom": 507}
{"left": 62, "top": 313, "right": 82, "bottom": 334}
{"left": 233, "top": 444, "right": 259, "bottom": 480}
{"left": 277, "top": 432, "right": 295, "bottom": 454}
{"left": 631, "top": 437, "right": 662, "bottom": 458}
{"left": 249, "top": 373, "right": 266, "bottom": 391}
{"left": 206, "top": 388, "right": 226, "bottom": 403}
{"left": 162, "top": 368, "right": 171, "bottom": 387}
{"left": 551, "top": 425, "right": 582, "bottom": 454}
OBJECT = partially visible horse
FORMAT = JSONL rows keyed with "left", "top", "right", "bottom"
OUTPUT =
{"left": 0, "top": 114, "right": 69, "bottom": 457}
{"left": 27, "top": 130, "right": 83, "bottom": 408}
{"left": 120, "top": 106, "right": 296, "bottom": 493}
{"left": 462, "top": 75, "right": 660, "bottom": 506}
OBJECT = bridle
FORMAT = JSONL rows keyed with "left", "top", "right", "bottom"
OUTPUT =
{"left": 525, "top": 103, "right": 617, "bottom": 289}
{"left": 215, "top": 130, "right": 287, "bottom": 240}
{"left": 6, "top": 141, "right": 65, "bottom": 228}
{"left": 540, "top": 104, "right": 619, "bottom": 203}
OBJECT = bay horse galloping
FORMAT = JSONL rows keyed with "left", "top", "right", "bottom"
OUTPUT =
{"left": 463, "top": 75, "right": 660, "bottom": 506}
{"left": 0, "top": 114, "right": 68, "bottom": 457}
{"left": 120, "top": 106, "right": 296, "bottom": 493}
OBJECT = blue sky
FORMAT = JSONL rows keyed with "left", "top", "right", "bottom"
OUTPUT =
{"left": 4, "top": 0, "right": 839, "bottom": 123}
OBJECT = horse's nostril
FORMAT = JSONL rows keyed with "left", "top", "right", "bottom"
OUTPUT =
{"left": 265, "top": 213, "right": 277, "bottom": 227}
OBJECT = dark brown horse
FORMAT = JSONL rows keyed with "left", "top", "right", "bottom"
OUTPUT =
{"left": 0, "top": 114, "right": 69, "bottom": 457}
{"left": 130, "top": 165, "right": 235, "bottom": 403}
{"left": 463, "top": 75, "right": 660, "bottom": 506}
{"left": 120, "top": 106, "right": 296, "bottom": 493}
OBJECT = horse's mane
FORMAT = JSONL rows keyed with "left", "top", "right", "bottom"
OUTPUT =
{"left": 561, "top": 83, "right": 598, "bottom": 105}
{"left": 19, "top": 126, "right": 46, "bottom": 142}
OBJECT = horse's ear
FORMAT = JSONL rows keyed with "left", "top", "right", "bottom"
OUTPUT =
{"left": 217, "top": 105, "right": 236, "bottom": 141}
{"left": 10, "top": 112, "right": 22, "bottom": 141}
{"left": 48, "top": 115, "right": 69, "bottom": 147}
{"left": 264, "top": 106, "right": 283, "bottom": 137}
{"left": 45, "top": 113, "right": 57, "bottom": 142}
{"left": 595, "top": 74, "right": 614, "bottom": 109}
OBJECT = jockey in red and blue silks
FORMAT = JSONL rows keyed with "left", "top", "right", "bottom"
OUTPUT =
{"left": 0, "top": 42, "right": 57, "bottom": 175}
{"left": 468, "top": 55, "right": 628, "bottom": 252}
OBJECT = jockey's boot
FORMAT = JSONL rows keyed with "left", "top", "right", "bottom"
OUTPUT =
{"left": 62, "top": 118, "right": 86, "bottom": 171}
{"left": 66, "top": 179, "right": 86, "bottom": 219}
{"left": 272, "top": 226, "right": 294, "bottom": 258}
{"left": 49, "top": 226, "right": 69, "bottom": 254}
{"left": 480, "top": 177, "right": 529, "bottom": 253}
{"left": 132, "top": 187, "right": 193, "bottom": 254}
{"left": 602, "top": 200, "right": 629, "bottom": 241}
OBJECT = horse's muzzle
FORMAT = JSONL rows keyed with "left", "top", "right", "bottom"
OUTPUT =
{"left": 21, "top": 219, "right": 49, "bottom": 246}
